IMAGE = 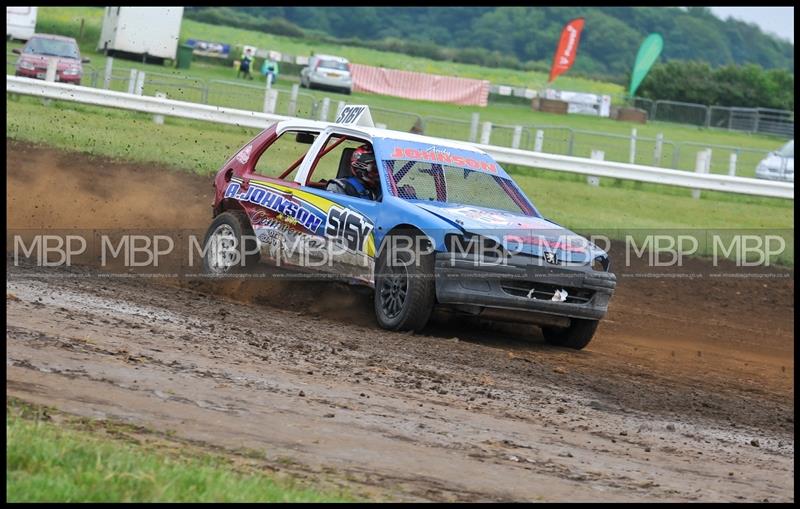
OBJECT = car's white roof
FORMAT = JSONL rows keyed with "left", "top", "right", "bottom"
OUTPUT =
{"left": 275, "top": 118, "right": 489, "bottom": 156}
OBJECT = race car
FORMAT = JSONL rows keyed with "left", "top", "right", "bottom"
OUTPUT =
{"left": 202, "top": 105, "right": 616, "bottom": 349}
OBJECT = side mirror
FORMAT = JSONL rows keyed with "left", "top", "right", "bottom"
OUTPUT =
{"left": 82, "top": 57, "right": 91, "bottom": 63}
{"left": 295, "top": 132, "right": 316, "bottom": 144}
{"left": 12, "top": 48, "right": 21, "bottom": 54}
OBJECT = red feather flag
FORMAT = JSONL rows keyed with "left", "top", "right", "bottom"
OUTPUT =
{"left": 548, "top": 17, "right": 585, "bottom": 83}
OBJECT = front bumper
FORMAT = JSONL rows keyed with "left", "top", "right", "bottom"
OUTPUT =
{"left": 16, "top": 69, "right": 81, "bottom": 84}
{"left": 755, "top": 168, "right": 794, "bottom": 183}
{"left": 434, "top": 252, "right": 616, "bottom": 322}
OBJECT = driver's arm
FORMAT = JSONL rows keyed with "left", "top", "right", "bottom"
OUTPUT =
{"left": 326, "top": 179, "right": 347, "bottom": 194}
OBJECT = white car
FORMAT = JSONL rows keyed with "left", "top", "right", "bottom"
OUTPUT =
{"left": 300, "top": 54, "right": 352, "bottom": 95}
{"left": 755, "top": 140, "right": 794, "bottom": 183}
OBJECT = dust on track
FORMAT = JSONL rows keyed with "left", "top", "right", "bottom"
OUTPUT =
{"left": 6, "top": 140, "right": 795, "bottom": 501}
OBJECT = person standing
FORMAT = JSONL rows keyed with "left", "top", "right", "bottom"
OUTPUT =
{"left": 238, "top": 48, "right": 254, "bottom": 80}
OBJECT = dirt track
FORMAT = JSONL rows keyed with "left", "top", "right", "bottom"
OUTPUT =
{"left": 6, "top": 140, "right": 795, "bottom": 501}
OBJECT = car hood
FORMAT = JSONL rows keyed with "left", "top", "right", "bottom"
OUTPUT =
{"left": 19, "top": 54, "right": 81, "bottom": 70}
{"left": 412, "top": 202, "right": 607, "bottom": 264}
{"left": 759, "top": 152, "right": 793, "bottom": 168}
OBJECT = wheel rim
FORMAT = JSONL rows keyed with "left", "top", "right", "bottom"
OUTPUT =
{"left": 206, "top": 224, "right": 239, "bottom": 273}
{"left": 379, "top": 263, "right": 408, "bottom": 319}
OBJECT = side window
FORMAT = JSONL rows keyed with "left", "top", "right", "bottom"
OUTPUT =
{"left": 308, "top": 135, "right": 371, "bottom": 184}
{"left": 252, "top": 130, "right": 316, "bottom": 180}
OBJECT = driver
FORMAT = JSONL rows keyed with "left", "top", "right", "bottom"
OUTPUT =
{"left": 326, "top": 144, "right": 381, "bottom": 201}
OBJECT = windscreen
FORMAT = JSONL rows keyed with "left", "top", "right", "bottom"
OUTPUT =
{"left": 777, "top": 140, "right": 793, "bottom": 158}
{"left": 319, "top": 59, "right": 348, "bottom": 71}
{"left": 384, "top": 159, "right": 535, "bottom": 216}
{"left": 25, "top": 38, "right": 79, "bottom": 59}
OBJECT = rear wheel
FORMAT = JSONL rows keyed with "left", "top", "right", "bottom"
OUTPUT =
{"left": 201, "top": 211, "right": 259, "bottom": 274}
{"left": 541, "top": 319, "right": 599, "bottom": 350}
{"left": 373, "top": 232, "right": 435, "bottom": 332}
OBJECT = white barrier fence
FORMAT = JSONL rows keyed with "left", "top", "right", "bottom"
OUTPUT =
{"left": 6, "top": 76, "right": 794, "bottom": 200}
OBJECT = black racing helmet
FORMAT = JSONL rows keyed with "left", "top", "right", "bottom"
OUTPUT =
{"left": 350, "top": 144, "right": 378, "bottom": 185}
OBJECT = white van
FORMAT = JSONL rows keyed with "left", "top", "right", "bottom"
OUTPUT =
{"left": 6, "top": 6, "right": 38, "bottom": 41}
{"left": 755, "top": 140, "right": 794, "bottom": 183}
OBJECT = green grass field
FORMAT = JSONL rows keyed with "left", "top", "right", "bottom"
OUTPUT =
{"left": 6, "top": 399, "right": 355, "bottom": 502}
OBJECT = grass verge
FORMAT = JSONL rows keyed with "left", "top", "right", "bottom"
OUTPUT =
{"left": 6, "top": 397, "right": 356, "bottom": 502}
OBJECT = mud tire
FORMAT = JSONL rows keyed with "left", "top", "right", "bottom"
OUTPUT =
{"left": 373, "top": 232, "right": 435, "bottom": 332}
{"left": 542, "top": 319, "right": 599, "bottom": 350}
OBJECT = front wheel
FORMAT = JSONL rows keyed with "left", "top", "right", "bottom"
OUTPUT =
{"left": 373, "top": 233, "right": 435, "bottom": 332}
{"left": 541, "top": 319, "right": 599, "bottom": 350}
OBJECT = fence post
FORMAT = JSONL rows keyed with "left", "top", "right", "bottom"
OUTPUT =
{"left": 567, "top": 129, "right": 574, "bottom": 156}
{"left": 126, "top": 69, "right": 137, "bottom": 94}
{"left": 728, "top": 152, "right": 738, "bottom": 177}
{"left": 39, "top": 58, "right": 58, "bottom": 106}
{"left": 534, "top": 129, "right": 544, "bottom": 152}
{"left": 653, "top": 133, "right": 663, "bottom": 166}
{"left": 588, "top": 150, "right": 603, "bottom": 187}
{"left": 692, "top": 149, "right": 711, "bottom": 199}
{"left": 511, "top": 126, "right": 522, "bottom": 149}
{"left": 103, "top": 56, "right": 113, "bottom": 90}
{"left": 319, "top": 97, "right": 330, "bottom": 121}
{"left": 45, "top": 58, "right": 57, "bottom": 82}
{"left": 672, "top": 143, "right": 681, "bottom": 170}
{"left": 134, "top": 70, "right": 145, "bottom": 95}
{"left": 704, "top": 105, "right": 711, "bottom": 128}
{"left": 153, "top": 92, "right": 166, "bottom": 125}
{"left": 469, "top": 112, "right": 480, "bottom": 143}
{"left": 288, "top": 83, "right": 299, "bottom": 117}
{"left": 263, "top": 89, "right": 278, "bottom": 114}
{"left": 480, "top": 121, "right": 492, "bottom": 145}
{"left": 629, "top": 128, "right": 637, "bottom": 164}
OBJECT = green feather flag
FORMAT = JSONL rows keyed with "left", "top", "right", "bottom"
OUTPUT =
{"left": 629, "top": 34, "right": 664, "bottom": 97}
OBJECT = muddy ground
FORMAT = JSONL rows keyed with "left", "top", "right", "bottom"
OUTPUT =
{"left": 5, "top": 140, "right": 795, "bottom": 501}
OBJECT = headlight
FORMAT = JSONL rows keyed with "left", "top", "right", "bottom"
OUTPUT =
{"left": 592, "top": 255, "right": 609, "bottom": 272}
{"left": 18, "top": 61, "right": 35, "bottom": 70}
{"left": 445, "top": 233, "right": 507, "bottom": 261}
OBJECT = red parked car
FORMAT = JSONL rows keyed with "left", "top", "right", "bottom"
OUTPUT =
{"left": 13, "top": 33, "right": 89, "bottom": 85}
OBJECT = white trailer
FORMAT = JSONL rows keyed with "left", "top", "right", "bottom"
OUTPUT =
{"left": 98, "top": 6, "right": 184, "bottom": 62}
{"left": 6, "top": 6, "right": 38, "bottom": 41}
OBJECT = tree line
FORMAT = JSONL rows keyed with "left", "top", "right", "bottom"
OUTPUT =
{"left": 638, "top": 61, "right": 794, "bottom": 111}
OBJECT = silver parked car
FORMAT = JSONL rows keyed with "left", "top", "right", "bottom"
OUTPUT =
{"left": 755, "top": 140, "right": 794, "bottom": 183}
{"left": 300, "top": 54, "right": 353, "bottom": 95}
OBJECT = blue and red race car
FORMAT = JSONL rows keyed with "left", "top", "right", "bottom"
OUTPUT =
{"left": 203, "top": 106, "right": 616, "bottom": 349}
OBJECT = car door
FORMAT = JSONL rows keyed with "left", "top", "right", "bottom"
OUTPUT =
{"left": 289, "top": 128, "right": 380, "bottom": 284}
{"left": 228, "top": 127, "right": 328, "bottom": 270}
